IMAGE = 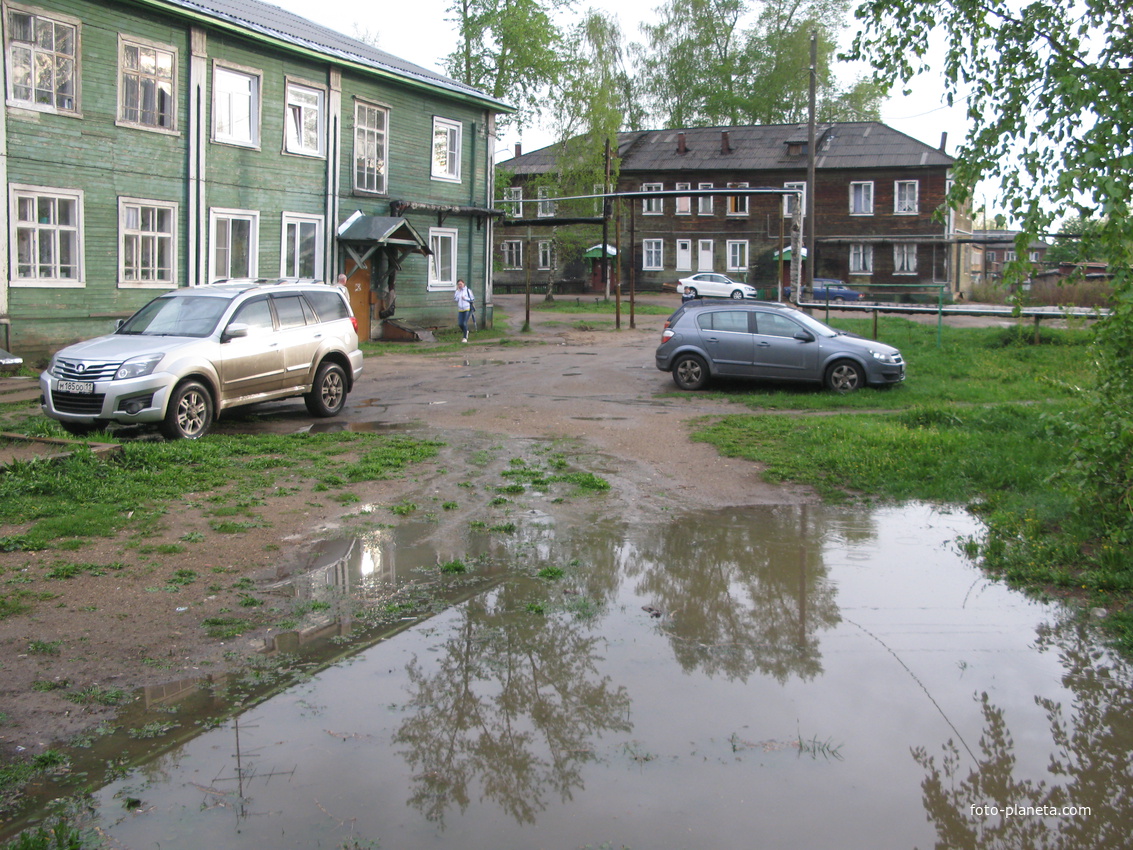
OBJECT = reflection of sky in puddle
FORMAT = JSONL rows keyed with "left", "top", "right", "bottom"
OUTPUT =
{"left": 78, "top": 503, "right": 1131, "bottom": 849}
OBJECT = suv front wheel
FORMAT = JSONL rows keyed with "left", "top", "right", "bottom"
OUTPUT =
{"left": 305, "top": 361, "right": 348, "bottom": 417}
{"left": 160, "top": 380, "right": 214, "bottom": 439}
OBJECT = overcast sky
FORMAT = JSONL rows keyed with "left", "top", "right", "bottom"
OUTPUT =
{"left": 269, "top": 0, "right": 989, "bottom": 205}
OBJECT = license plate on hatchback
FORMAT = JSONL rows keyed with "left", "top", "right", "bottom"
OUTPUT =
{"left": 57, "top": 380, "right": 94, "bottom": 394}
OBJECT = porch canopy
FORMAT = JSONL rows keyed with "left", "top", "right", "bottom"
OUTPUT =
{"left": 583, "top": 243, "right": 617, "bottom": 259}
{"left": 771, "top": 246, "right": 807, "bottom": 261}
{"left": 337, "top": 212, "right": 431, "bottom": 257}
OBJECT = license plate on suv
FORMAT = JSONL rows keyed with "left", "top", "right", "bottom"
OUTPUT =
{"left": 57, "top": 380, "right": 94, "bottom": 394}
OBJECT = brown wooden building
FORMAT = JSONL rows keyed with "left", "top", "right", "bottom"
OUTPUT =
{"left": 495, "top": 123, "right": 966, "bottom": 300}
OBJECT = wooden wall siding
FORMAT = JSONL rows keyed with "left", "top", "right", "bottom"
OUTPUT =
{"left": 4, "top": 0, "right": 500, "bottom": 357}
{"left": 336, "top": 67, "right": 493, "bottom": 320}
{"left": 492, "top": 161, "right": 953, "bottom": 294}
{"left": 6, "top": 1, "right": 193, "bottom": 355}
{"left": 204, "top": 31, "right": 330, "bottom": 279}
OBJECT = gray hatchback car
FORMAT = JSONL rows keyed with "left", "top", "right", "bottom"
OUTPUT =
{"left": 41, "top": 279, "right": 364, "bottom": 439}
{"left": 656, "top": 300, "right": 905, "bottom": 392}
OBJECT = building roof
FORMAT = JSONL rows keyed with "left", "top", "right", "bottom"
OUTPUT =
{"left": 152, "top": 0, "right": 512, "bottom": 111}
{"left": 501, "top": 122, "right": 954, "bottom": 175}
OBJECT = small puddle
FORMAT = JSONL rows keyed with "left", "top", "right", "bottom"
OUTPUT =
{"left": 304, "top": 420, "right": 417, "bottom": 434}
{"left": 15, "top": 503, "right": 1133, "bottom": 848}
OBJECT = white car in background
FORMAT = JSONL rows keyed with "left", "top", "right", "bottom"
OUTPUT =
{"left": 676, "top": 273, "right": 759, "bottom": 300}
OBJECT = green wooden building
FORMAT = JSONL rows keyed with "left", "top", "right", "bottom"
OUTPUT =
{"left": 0, "top": 0, "right": 510, "bottom": 359}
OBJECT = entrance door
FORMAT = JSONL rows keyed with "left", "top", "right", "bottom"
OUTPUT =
{"left": 343, "top": 260, "right": 371, "bottom": 341}
{"left": 676, "top": 240, "right": 692, "bottom": 272}
{"left": 698, "top": 239, "right": 714, "bottom": 271}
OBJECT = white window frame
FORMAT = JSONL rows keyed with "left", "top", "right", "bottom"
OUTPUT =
{"left": 676, "top": 239, "right": 692, "bottom": 271}
{"left": 1029, "top": 250, "right": 1040, "bottom": 263}
{"left": 284, "top": 79, "right": 325, "bottom": 157}
{"left": 894, "top": 180, "right": 919, "bottom": 215}
{"left": 642, "top": 183, "right": 663, "bottom": 215}
{"left": 9, "top": 183, "right": 84, "bottom": 287}
{"left": 431, "top": 116, "right": 462, "bottom": 182}
{"left": 501, "top": 239, "right": 522, "bottom": 270}
{"left": 727, "top": 182, "right": 749, "bottom": 216}
{"left": 428, "top": 226, "right": 458, "bottom": 290}
{"left": 119, "top": 196, "right": 176, "bottom": 288}
{"left": 537, "top": 240, "right": 553, "bottom": 270}
{"left": 537, "top": 187, "right": 554, "bottom": 218}
{"left": 118, "top": 34, "right": 177, "bottom": 133}
{"left": 353, "top": 99, "right": 389, "bottom": 194}
{"left": 281, "top": 212, "right": 323, "bottom": 279}
{"left": 1006, "top": 250, "right": 1017, "bottom": 261}
{"left": 5, "top": 5, "right": 80, "bottom": 114}
{"left": 697, "top": 183, "right": 713, "bottom": 215}
{"left": 643, "top": 182, "right": 661, "bottom": 214}
{"left": 212, "top": 62, "right": 260, "bottom": 148}
{"left": 849, "top": 181, "right": 874, "bottom": 216}
{"left": 726, "top": 240, "right": 748, "bottom": 272}
{"left": 593, "top": 183, "right": 607, "bottom": 216}
{"left": 643, "top": 239, "right": 663, "bottom": 270}
{"left": 783, "top": 181, "right": 806, "bottom": 218}
{"left": 503, "top": 186, "right": 523, "bottom": 218}
{"left": 849, "top": 243, "right": 873, "bottom": 275}
{"left": 209, "top": 207, "right": 259, "bottom": 281}
{"left": 987, "top": 251, "right": 997, "bottom": 263}
{"left": 675, "top": 183, "right": 691, "bottom": 215}
{"left": 894, "top": 243, "right": 917, "bottom": 275}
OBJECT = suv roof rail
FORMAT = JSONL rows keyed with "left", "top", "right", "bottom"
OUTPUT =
{"left": 207, "top": 277, "right": 327, "bottom": 287}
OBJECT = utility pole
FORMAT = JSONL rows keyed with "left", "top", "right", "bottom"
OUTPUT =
{"left": 806, "top": 30, "right": 818, "bottom": 296}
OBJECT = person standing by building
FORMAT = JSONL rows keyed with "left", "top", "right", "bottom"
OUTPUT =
{"left": 454, "top": 279, "right": 474, "bottom": 342}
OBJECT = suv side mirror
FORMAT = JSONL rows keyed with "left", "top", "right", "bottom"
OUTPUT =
{"left": 222, "top": 323, "right": 249, "bottom": 342}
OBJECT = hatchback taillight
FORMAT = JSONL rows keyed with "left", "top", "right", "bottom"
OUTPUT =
{"left": 661, "top": 328, "right": 675, "bottom": 343}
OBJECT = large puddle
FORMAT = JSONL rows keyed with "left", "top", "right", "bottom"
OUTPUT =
{"left": 25, "top": 503, "right": 1133, "bottom": 847}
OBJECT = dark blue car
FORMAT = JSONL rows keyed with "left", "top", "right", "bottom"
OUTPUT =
{"left": 784, "top": 279, "right": 864, "bottom": 302}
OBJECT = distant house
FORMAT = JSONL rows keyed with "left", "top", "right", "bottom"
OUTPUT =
{"left": 495, "top": 122, "right": 968, "bottom": 299}
{"left": 968, "top": 230, "right": 1050, "bottom": 287}
{"left": 1, "top": 0, "right": 510, "bottom": 357}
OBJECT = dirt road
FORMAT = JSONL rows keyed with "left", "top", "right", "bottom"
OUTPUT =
{"left": 1, "top": 293, "right": 819, "bottom": 758}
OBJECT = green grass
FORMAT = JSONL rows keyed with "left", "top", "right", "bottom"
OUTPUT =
{"left": 681, "top": 319, "right": 1093, "bottom": 410}
{"left": 0, "top": 433, "right": 443, "bottom": 553}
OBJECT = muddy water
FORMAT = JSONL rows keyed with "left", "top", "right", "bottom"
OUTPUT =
{"left": 81, "top": 503, "right": 1132, "bottom": 848}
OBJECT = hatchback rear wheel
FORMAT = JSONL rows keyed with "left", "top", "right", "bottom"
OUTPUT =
{"left": 160, "top": 380, "right": 213, "bottom": 439}
{"left": 672, "top": 353, "right": 709, "bottom": 390}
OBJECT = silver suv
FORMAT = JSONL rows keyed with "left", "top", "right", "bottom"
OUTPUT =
{"left": 40, "top": 279, "right": 364, "bottom": 439}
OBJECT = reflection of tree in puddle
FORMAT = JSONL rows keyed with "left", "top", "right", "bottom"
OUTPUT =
{"left": 916, "top": 621, "right": 1133, "bottom": 848}
{"left": 628, "top": 506, "right": 840, "bottom": 682}
{"left": 392, "top": 583, "right": 631, "bottom": 827}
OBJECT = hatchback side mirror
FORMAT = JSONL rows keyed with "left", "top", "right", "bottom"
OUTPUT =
{"left": 794, "top": 330, "right": 815, "bottom": 342}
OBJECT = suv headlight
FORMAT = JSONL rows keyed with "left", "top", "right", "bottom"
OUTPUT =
{"left": 115, "top": 353, "right": 164, "bottom": 380}
{"left": 870, "top": 349, "right": 900, "bottom": 365}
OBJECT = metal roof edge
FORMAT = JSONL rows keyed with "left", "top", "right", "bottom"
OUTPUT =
{"left": 130, "top": 0, "right": 514, "bottom": 113}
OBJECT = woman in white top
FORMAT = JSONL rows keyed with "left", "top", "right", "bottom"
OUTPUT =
{"left": 454, "top": 279, "right": 474, "bottom": 342}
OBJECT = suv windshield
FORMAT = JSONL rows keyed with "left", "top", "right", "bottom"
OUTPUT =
{"left": 118, "top": 295, "right": 231, "bottom": 338}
